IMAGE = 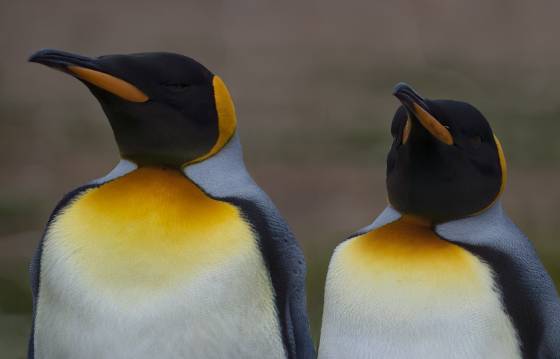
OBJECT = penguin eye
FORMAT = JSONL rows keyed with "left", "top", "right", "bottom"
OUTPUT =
{"left": 162, "top": 82, "right": 191, "bottom": 91}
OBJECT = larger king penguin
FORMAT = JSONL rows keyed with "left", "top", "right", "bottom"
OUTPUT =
{"left": 28, "top": 49, "right": 315, "bottom": 359}
{"left": 319, "top": 83, "right": 560, "bottom": 359}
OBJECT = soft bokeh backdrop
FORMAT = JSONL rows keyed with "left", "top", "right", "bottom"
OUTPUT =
{"left": 1, "top": 1, "right": 559, "bottom": 357}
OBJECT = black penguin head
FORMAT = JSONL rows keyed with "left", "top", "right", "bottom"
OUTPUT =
{"left": 386, "top": 83, "right": 507, "bottom": 223}
{"left": 29, "top": 49, "right": 236, "bottom": 168}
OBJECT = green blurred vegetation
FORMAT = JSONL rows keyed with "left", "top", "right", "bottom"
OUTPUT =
{"left": 2, "top": 0, "right": 560, "bottom": 356}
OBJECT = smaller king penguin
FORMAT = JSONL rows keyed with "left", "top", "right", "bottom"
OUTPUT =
{"left": 28, "top": 49, "right": 315, "bottom": 359}
{"left": 319, "top": 83, "right": 560, "bottom": 359}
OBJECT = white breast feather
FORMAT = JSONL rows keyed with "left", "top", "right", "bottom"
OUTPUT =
{"left": 35, "top": 230, "right": 285, "bottom": 359}
{"left": 319, "top": 240, "right": 521, "bottom": 359}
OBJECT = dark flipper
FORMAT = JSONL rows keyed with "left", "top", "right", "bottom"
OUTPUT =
{"left": 436, "top": 203, "right": 560, "bottom": 359}
{"left": 222, "top": 197, "right": 316, "bottom": 359}
{"left": 185, "top": 134, "right": 316, "bottom": 358}
{"left": 457, "top": 243, "right": 560, "bottom": 359}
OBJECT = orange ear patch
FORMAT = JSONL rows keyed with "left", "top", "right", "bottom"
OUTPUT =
{"left": 209, "top": 75, "right": 237, "bottom": 156}
{"left": 185, "top": 75, "right": 237, "bottom": 165}
{"left": 494, "top": 135, "right": 507, "bottom": 197}
{"left": 68, "top": 66, "right": 148, "bottom": 103}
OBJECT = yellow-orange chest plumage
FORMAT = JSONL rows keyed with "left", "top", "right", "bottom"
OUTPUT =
{"left": 48, "top": 167, "right": 255, "bottom": 293}
{"left": 339, "top": 217, "right": 484, "bottom": 294}
{"left": 35, "top": 167, "right": 285, "bottom": 359}
{"left": 319, "top": 216, "right": 521, "bottom": 359}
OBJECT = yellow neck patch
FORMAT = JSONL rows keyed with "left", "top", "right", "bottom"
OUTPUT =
{"left": 49, "top": 167, "right": 254, "bottom": 294}
{"left": 185, "top": 75, "right": 237, "bottom": 165}
{"left": 338, "top": 216, "right": 484, "bottom": 292}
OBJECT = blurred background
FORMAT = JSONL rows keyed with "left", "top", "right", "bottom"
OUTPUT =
{"left": 1, "top": 0, "right": 560, "bottom": 356}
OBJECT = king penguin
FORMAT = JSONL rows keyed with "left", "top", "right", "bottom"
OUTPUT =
{"left": 318, "top": 83, "right": 560, "bottom": 359}
{"left": 28, "top": 49, "right": 315, "bottom": 359}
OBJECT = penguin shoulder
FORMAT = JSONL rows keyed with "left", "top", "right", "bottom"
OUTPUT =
{"left": 436, "top": 202, "right": 560, "bottom": 358}
{"left": 185, "top": 135, "right": 315, "bottom": 358}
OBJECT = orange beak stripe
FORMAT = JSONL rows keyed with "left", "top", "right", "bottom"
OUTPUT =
{"left": 67, "top": 65, "right": 149, "bottom": 103}
{"left": 402, "top": 116, "right": 412, "bottom": 144}
{"left": 412, "top": 102, "right": 454, "bottom": 145}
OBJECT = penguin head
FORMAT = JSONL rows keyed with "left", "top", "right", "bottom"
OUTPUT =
{"left": 29, "top": 49, "right": 236, "bottom": 168}
{"left": 386, "top": 83, "right": 506, "bottom": 223}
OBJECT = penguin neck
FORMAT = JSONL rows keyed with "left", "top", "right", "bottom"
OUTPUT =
{"left": 190, "top": 131, "right": 245, "bottom": 166}
{"left": 89, "top": 133, "right": 254, "bottom": 202}
{"left": 381, "top": 197, "right": 503, "bottom": 234}
{"left": 183, "top": 132, "right": 253, "bottom": 194}
{"left": 90, "top": 132, "right": 246, "bottom": 188}
{"left": 91, "top": 160, "right": 187, "bottom": 186}
{"left": 399, "top": 214, "right": 432, "bottom": 228}
{"left": 391, "top": 193, "right": 504, "bottom": 227}
{"left": 446, "top": 196, "right": 505, "bottom": 225}
{"left": 91, "top": 159, "right": 138, "bottom": 185}
{"left": 435, "top": 199, "right": 505, "bottom": 234}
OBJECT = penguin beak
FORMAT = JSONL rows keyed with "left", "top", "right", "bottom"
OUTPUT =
{"left": 393, "top": 83, "right": 453, "bottom": 145}
{"left": 29, "top": 49, "right": 148, "bottom": 103}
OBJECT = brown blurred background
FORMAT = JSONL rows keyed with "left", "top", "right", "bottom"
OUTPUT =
{"left": 1, "top": 0, "right": 560, "bottom": 357}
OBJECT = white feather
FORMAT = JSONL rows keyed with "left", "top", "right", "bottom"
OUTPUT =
{"left": 34, "top": 229, "right": 285, "bottom": 359}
